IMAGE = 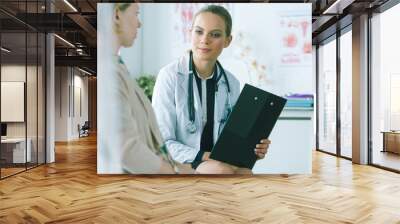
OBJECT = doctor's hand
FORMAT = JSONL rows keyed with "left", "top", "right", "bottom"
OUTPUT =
{"left": 202, "top": 152, "right": 211, "bottom": 161}
{"left": 255, "top": 139, "right": 270, "bottom": 160}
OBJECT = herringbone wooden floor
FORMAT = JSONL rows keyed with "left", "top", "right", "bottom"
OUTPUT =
{"left": 1, "top": 135, "right": 400, "bottom": 223}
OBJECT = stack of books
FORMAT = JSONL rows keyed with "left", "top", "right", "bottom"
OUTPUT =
{"left": 284, "top": 93, "right": 314, "bottom": 108}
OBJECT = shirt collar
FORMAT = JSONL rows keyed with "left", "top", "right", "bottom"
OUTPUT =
{"left": 195, "top": 70, "right": 214, "bottom": 80}
{"left": 195, "top": 64, "right": 219, "bottom": 80}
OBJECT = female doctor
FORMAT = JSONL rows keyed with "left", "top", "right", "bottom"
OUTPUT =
{"left": 152, "top": 5, "right": 270, "bottom": 174}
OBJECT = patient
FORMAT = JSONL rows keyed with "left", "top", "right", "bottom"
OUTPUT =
{"left": 98, "top": 3, "right": 192, "bottom": 174}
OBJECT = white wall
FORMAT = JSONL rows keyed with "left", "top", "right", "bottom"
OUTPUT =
{"left": 1, "top": 65, "right": 36, "bottom": 137}
{"left": 117, "top": 3, "right": 314, "bottom": 96}
{"left": 54, "top": 67, "right": 89, "bottom": 141}
{"left": 55, "top": 67, "right": 68, "bottom": 141}
{"left": 1, "top": 65, "right": 26, "bottom": 81}
{"left": 1, "top": 66, "right": 26, "bottom": 130}
{"left": 73, "top": 73, "right": 89, "bottom": 137}
{"left": 253, "top": 110, "right": 314, "bottom": 174}
{"left": 1, "top": 64, "right": 46, "bottom": 163}
{"left": 1, "top": 82, "right": 25, "bottom": 122}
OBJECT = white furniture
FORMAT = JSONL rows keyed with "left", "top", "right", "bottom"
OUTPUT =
{"left": 252, "top": 108, "right": 314, "bottom": 174}
{"left": 1, "top": 138, "right": 31, "bottom": 163}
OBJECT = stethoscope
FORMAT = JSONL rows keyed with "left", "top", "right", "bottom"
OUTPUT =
{"left": 187, "top": 50, "right": 232, "bottom": 134}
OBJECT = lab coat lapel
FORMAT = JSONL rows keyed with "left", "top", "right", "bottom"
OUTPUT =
{"left": 177, "top": 53, "right": 203, "bottom": 127}
{"left": 213, "top": 67, "right": 227, "bottom": 144}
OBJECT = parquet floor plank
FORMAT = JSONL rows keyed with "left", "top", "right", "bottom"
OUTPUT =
{"left": 1, "top": 135, "right": 400, "bottom": 223}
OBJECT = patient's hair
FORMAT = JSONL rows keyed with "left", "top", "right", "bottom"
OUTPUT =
{"left": 115, "top": 3, "right": 131, "bottom": 12}
{"left": 113, "top": 3, "right": 132, "bottom": 34}
{"left": 193, "top": 5, "right": 232, "bottom": 37}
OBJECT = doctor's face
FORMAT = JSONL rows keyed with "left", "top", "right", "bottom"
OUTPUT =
{"left": 115, "top": 3, "right": 141, "bottom": 47}
{"left": 191, "top": 12, "right": 232, "bottom": 62}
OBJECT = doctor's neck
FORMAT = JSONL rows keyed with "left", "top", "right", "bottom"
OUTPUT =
{"left": 193, "top": 56, "right": 216, "bottom": 79}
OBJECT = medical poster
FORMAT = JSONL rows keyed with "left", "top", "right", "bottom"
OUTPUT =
{"left": 279, "top": 14, "right": 312, "bottom": 67}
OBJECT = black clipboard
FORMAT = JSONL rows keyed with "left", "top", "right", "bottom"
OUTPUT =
{"left": 209, "top": 84, "right": 287, "bottom": 169}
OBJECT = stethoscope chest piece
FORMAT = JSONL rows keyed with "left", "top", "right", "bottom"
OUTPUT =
{"left": 187, "top": 51, "right": 231, "bottom": 135}
{"left": 187, "top": 122, "right": 197, "bottom": 133}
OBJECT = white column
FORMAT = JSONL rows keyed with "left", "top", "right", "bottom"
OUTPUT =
{"left": 46, "top": 33, "right": 55, "bottom": 163}
{"left": 352, "top": 14, "right": 369, "bottom": 164}
{"left": 45, "top": 0, "right": 56, "bottom": 163}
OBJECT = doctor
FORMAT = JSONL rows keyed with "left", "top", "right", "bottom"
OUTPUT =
{"left": 152, "top": 5, "right": 270, "bottom": 174}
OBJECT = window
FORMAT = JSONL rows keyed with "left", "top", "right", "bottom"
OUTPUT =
{"left": 339, "top": 29, "right": 352, "bottom": 158}
{"left": 371, "top": 3, "right": 400, "bottom": 171}
{"left": 318, "top": 37, "right": 337, "bottom": 155}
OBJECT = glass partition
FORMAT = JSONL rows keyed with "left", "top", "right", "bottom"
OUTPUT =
{"left": 0, "top": 0, "right": 46, "bottom": 179}
{"left": 1, "top": 30, "right": 28, "bottom": 178}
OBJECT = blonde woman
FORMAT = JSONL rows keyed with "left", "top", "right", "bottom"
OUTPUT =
{"left": 98, "top": 3, "right": 187, "bottom": 174}
{"left": 152, "top": 5, "right": 270, "bottom": 174}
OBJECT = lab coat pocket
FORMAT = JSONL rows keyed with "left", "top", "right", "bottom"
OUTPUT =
{"left": 176, "top": 101, "right": 188, "bottom": 119}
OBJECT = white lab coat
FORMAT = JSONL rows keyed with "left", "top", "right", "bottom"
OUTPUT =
{"left": 152, "top": 53, "right": 240, "bottom": 164}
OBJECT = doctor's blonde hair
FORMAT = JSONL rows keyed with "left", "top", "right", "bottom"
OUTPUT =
{"left": 192, "top": 5, "right": 232, "bottom": 37}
